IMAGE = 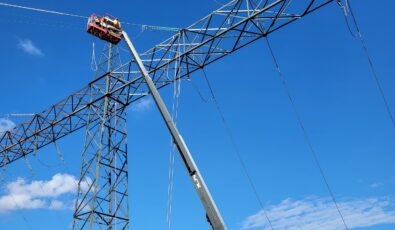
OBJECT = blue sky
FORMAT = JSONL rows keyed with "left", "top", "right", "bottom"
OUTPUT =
{"left": 0, "top": 0, "right": 395, "bottom": 229}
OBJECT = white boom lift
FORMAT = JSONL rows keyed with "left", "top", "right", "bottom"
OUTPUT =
{"left": 86, "top": 14, "right": 227, "bottom": 229}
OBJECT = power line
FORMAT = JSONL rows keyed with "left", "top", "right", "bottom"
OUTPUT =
{"left": 188, "top": 78, "right": 210, "bottom": 103}
{"left": 22, "top": 156, "right": 69, "bottom": 230}
{"left": 0, "top": 2, "right": 87, "bottom": 19}
{"left": 339, "top": 0, "right": 395, "bottom": 127}
{"left": 0, "top": 2, "right": 180, "bottom": 32}
{"left": 201, "top": 68, "right": 275, "bottom": 230}
{"left": 264, "top": 37, "right": 349, "bottom": 230}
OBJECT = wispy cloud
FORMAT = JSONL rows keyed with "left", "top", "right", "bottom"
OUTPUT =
{"left": 17, "top": 39, "right": 43, "bottom": 56}
{"left": 0, "top": 118, "right": 15, "bottom": 135}
{"left": 370, "top": 182, "right": 383, "bottom": 188}
{"left": 0, "top": 173, "right": 85, "bottom": 213}
{"left": 242, "top": 196, "right": 395, "bottom": 230}
{"left": 131, "top": 98, "right": 153, "bottom": 112}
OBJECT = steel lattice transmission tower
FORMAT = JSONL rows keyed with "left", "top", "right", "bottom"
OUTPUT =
{"left": 0, "top": 1, "right": 340, "bottom": 229}
{"left": 73, "top": 44, "right": 130, "bottom": 229}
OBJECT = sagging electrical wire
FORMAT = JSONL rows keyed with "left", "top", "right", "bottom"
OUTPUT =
{"left": 35, "top": 156, "right": 62, "bottom": 168}
{"left": 31, "top": 129, "right": 80, "bottom": 214}
{"left": 0, "top": 2, "right": 180, "bottom": 32}
{"left": 0, "top": 117, "right": 74, "bottom": 228}
{"left": 338, "top": 0, "right": 395, "bottom": 127}
{"left": 187, "top": 78, "right": 211, "bottom": 103}
{"left": 201, "top": 68, "right": 274, "bottom": 230}
{"left": 22, "top": 156, "right": 69, "bottom": 230}
{"left": 264, "top": 37, "right": 349, "bottom": 230}
{"left": 33, "top": 137, "right": 62, "bottom": 168}
{"left": 37, "top": 140, "right": 84, "bottom": 228}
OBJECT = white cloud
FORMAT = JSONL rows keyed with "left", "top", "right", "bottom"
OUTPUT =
{"left": 0, "top": 118, "right": 15, "bottom": 135}
{"left": 131, "top": 98, "right": 153, "bottom": 112}
{"left": 49, "top": 200, "right": 68, "bottom": 210}
{"left": 0, "top": 173, "right": 81, "bottom": 213}
{"left": 242, "top": 196, "right": 395, "bottom": 230}
{"left": 17, "top": 39, "right": 44, "bottom": 56}
{"left": 6, "top": 173, "right": 77, "bottom": 198}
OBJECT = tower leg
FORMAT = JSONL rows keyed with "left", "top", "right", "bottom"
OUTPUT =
{"left": 73, "top": 44, "right": 129, "bottom": 229}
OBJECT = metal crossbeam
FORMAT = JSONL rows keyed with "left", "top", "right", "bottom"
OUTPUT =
{"left": 0, "top": 0, "right": 335, "bottom": 167}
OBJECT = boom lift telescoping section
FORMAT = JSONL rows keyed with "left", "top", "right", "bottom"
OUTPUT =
{"left": 87, "top": 16, "right": 227, "bottom": 230}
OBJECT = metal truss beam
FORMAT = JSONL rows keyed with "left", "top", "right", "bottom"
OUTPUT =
{"left": 0, "top": 0, "right": 335, "bottom": 167}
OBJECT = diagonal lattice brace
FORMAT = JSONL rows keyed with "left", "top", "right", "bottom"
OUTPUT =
{"left": 0, "top": 0, "right": 335, "bottom": 167}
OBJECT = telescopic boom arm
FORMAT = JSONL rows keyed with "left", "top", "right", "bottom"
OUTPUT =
{"left": 0, "top": 0, "right": 338, "bottom": 228}
{"left": 123, "top": 30, "right": 226, "bottom": 229}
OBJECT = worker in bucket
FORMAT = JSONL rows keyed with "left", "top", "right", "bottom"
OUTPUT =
{"left": 111, "top": 18, "right": 122, "bottom": 35}
{"left": 113, "top": 18, "right": 121, "bottom": 30}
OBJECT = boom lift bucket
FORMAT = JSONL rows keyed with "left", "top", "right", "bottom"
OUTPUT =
{"left": 87, "top": 14, "right": 123, "bottom": 44}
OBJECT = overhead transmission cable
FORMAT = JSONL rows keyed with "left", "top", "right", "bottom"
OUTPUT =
{"left": 33, "top": 132, "right": 85, "bottom": 228}
{"left": 0, "top": 2, "right": 87, "bottom": 19}
{"left": 338, "top": 0, "right": 395, "bottom": 127}
{"left": 264, "top": 37, "right": 349, "bottom": 230}
{"left": 249, "top": 2, "right": 348, "bottom": 228}
{"left": 188, "top": 79, "right": 210, "bottom": 103}
{"left": 0, "top": 2, "right": 180, "bottom": 32}
{"left": 201, "top": 69, "right": 274, "bottom": 230}
{"left": 28, "top": 119, "right": 80, "bottom": 216}
{"left": 194, "top": 2, "right": 273, "bottom": 227}
{"left": 22, "top": 156, "right": 69, "bottom": 230}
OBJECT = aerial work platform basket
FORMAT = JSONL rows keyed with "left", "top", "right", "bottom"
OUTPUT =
{"left": 87, "top": 14, "right": 123, "bottom": 44}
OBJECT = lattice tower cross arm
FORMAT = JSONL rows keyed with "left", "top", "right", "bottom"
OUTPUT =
{"left": 0, "top": 0, "right": 336, "bottom": 168}
{"left": 123, "top": 31, "right": 227, "bottom": 230}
